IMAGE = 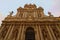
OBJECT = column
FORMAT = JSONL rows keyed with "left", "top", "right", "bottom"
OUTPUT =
{"left": 48, "top": 25, "right": 57, "bottom": 40}
{"left": 45, "top": 25, "right": 53, "bottom": 40}
{"left": 0, "top": 25, "right": 5, "bottom": 34}
{"left": 56, "top": 24, "right": 60, "bottom": 33}
{"left": 20, "top": 24, "right": 25, "bottom": 40}
{"left": 7, "top": 25, "right": 14, "bottom": 40}
{"left": 59, "top": 25, "right": 60, "bottom": 29}
{"left": 0, "top": 25, "right": 5, "bottom": 40}
{"left": 4, "top": 25, "right": 12, "bottom": 40}
{"left": 36, "top": 25, "right": 40, "bottom": 40}
{"left": 39, "top": 25, "right": 44, "bottom": 40}
{"left": 16, "top": 25, "right": 22, "bottom": 40}
{"left": 55, "top": 24, "right": 60, "bottom": 40}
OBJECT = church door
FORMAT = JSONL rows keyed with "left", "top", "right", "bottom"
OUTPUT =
{"left": 25, "top": 27, "right": 35, "bottom": 40}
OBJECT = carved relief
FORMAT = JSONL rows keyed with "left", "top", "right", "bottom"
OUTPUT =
{"left": 51, "top": 25, "right": 60, "bottom": 39}
{"left": 40, "top": 25, "right": 50, "bottom": 40}
{"left": 12, "top": 29, "right": 18, "bottom": 39}
{"left": 0, "top": 25, "right": 9, "bottom": 39}
{"left": 10, "top": 25, "right": 19, "bottom": 40}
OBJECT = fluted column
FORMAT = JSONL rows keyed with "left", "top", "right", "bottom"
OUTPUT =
{"left": 45, "top": 25, "right": 53, "bottom": 40}
{"left": 7, "top": 25, "right": 14, "bottom": 40}
{"left": 16, "top": 25, "right": 22, "bottom": 40}
{"left": 4, "top": 25, "right": 12, "bottom": 40}
{"left": 39, "top": 25, "right": 44, "bottom": 40}
{"left": 48, "top": 25, "right": 57, "bottom": 40}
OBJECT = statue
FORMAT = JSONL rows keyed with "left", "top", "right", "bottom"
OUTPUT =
{"left": 9, "top": 11, "right": 13, "bottom": 16}
{"left": 7, "top": 11, "right": 13, "bottom": 17}
{"left": 48, "top": 12, "right": 54, "bottom": 17}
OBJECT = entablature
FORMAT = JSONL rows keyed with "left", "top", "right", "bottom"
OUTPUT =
{"left": 4, "top": 16, "right": 60, "bottom": 22}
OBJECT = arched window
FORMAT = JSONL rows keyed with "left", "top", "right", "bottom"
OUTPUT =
{"left": 25, "top": 27, "right": 35, "bottom": 40}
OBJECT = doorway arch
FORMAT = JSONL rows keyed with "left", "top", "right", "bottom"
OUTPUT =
{"left": 25, "top": 27, "right": 35, "bottom": 40}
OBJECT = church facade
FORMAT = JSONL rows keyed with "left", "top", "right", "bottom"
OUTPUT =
{"left": 0, "top": 4, "right": 60, "bottom": 40}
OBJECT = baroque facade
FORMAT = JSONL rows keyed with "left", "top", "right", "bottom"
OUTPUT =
{"left": 0, "top": 4, "right": 60, "bottom": 40}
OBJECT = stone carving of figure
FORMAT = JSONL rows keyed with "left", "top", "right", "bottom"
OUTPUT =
{"left": 7, "top": 11, "right": 13, "bottom": 17}
{"left": 9, "top": 11, "right": 13, "bottom": 16}
{"left": 48, "top": 12, "right": 54, "bottom": 17}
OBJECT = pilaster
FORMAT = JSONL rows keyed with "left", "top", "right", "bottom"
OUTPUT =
{"left": 56, "top": 24, "right": 60, "bottom": 33}
{"left": 48, "top": 25, "right": 57, "bottom": 40}
{"left": 35, "top": 25, "right": 40, "bottom": 40}
{"left": 4, "top": 25, "right": 12, "bottom": 40}
{"left": 20, "top": 24, "right": 25, "bottom": 40}
{"left": 39, "top": 25, "right": 44, "bottom": 40}
{"left": 46, "top": 25, "right": 53, "bottom": 40}
{"left": 7, "top": 25, "right": 14, "bottom": 40}
{"left": 55, "top": 24, "right": 60, "bottom": 40}
{"left": 16, "top": 25, "right": 22, "bottom": 40}
{"left": 0, "top": 25, "right": 5, "bottom": 40}
{"left": 0, "top": 25, "right": 5, "bottom": 34}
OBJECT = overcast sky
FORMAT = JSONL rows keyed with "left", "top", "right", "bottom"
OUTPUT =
{"left": 0, "top": 0, "right": 60, "bottom": 25}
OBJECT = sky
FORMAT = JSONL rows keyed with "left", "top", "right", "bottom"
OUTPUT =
{"left": 0, "top": 0, "right": 60, "bottom": 26}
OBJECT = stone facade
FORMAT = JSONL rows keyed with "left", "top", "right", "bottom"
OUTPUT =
{"left": 0, "top": 4, "right": 60, "bottom": 40}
